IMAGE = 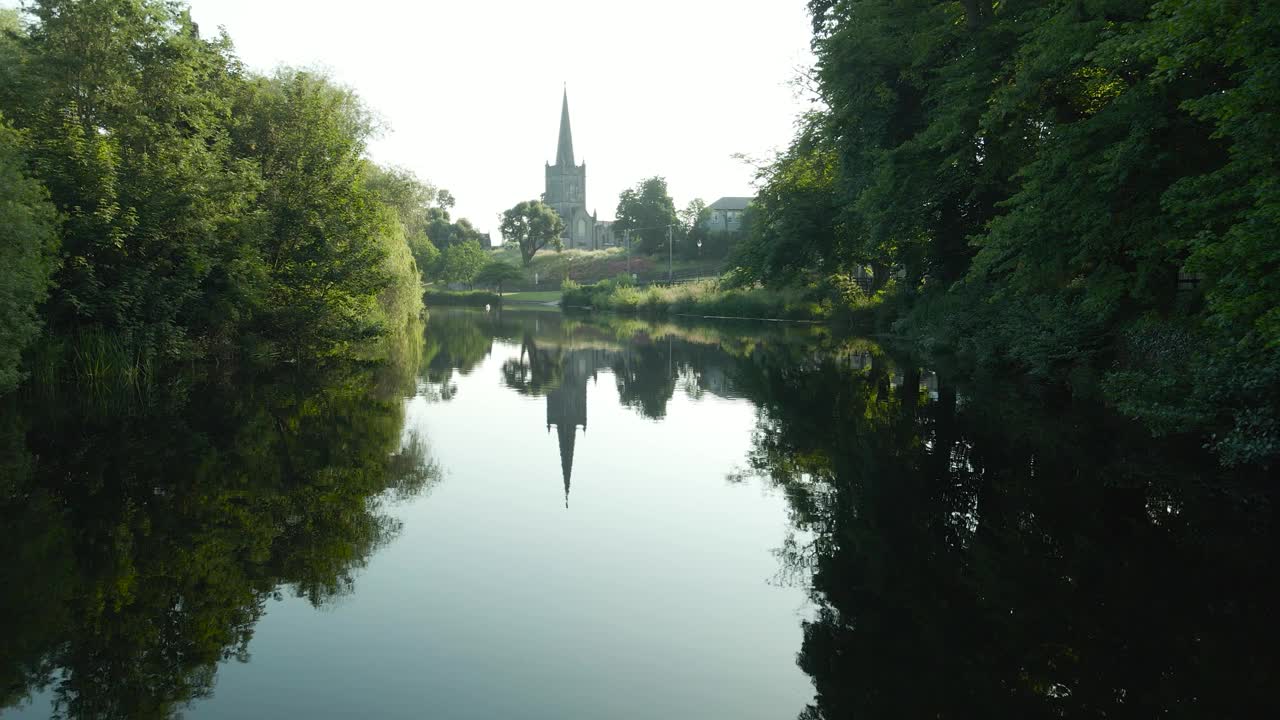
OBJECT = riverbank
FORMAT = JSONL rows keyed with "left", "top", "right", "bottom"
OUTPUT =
{"left": 424, "top": 289, "right": 503, "bottom": 307}
{"left": 561, "top": 271, "right": 1276, "bottom": 468}
{"left": 558, "top": 276, "right": 895, "bottom": 326}
{"left": 424, "top": 289, "right": 564, "bottom": 307}
{"left": 489, "top": 245, "right": 724, "bottom": 288}
{"left": 560, "top": 278, "right": 825, "bottom": 321}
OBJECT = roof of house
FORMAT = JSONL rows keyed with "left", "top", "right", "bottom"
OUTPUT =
{"left": 709, "top": 196, "right": 752, "bottom": 211}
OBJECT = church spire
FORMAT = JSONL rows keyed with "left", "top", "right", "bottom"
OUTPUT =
{"left": 557, "top": 422, "right": 575, "bottom": 508}
{"left": 556, "top": 86, "right": 575, "bottom": 167}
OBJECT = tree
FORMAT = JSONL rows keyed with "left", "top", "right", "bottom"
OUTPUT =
{"left": 451, "top": 218, "right": 486, "bottom": 248}
{"left": 679, "top": 198, "right": 708, "bottom": 233}
{"left": 500, "top": 200, "right": 564, "bottom": 267}
{"left": 0, "top": 0, "right": 428, "bottom": 377}
{"left": 615, "top": 177, "right": 678, "bottom": 255}
{"left": 0, "top": 115, "right": 59, "bottom": 393}
{"left": 363, "top": 163, "right": 443, "bottom": 283}
{"left": 6, "top": 0, "right": 257, "bottom": 354}
{"left": 436, "top": 240, "right": 487, "bottom": 287}
{"left": 718, "top": 0, "right": 1280, "bottom": 464}
{"left": 425, "top": 206, "right": 485, "bottom": 251}
{"left": 730, "top": 117, "right": 848, "bottom": 287}
{"left": 678, "top": 198, "right": 711, "bottom": 259}
{"left": 407, "top": 234, "right": 440, "bottom": 281}
{"left": 474, "top": 260, "right": 524, "bottom": 295}
{"left": 232, "top": 69, "right": 397, "bottom": 353}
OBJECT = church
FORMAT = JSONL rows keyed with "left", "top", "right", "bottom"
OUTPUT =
{"left": 544, "top": 89, "right": 614, "bottom": 250}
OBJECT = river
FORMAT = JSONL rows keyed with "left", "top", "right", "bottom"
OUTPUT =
{"left": 1, "top": 308, "right": 1274, "bottom": 719}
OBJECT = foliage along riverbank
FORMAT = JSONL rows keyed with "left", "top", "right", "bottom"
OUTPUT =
{"left": 716, "top": 0, "right": 1279, "bottom": 467}
{"left": 0, "top": 1, "right": 426, "bottom": 395}
{"left": 424, "top": 289, "right": 504, "bottom": 307}
{"left": 0, "top": 320, "right": 440, "bottom": 716}
{"left": 560, "top": 276, "right": 883, "bottom": 322}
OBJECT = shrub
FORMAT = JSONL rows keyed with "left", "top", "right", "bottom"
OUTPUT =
{"left": 559, "top": 276, "right": 829, "bottom": 321}
{"left": 423, "top": 289, "right": 501, "bottom": 307}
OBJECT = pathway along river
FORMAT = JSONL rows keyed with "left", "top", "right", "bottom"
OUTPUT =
{"left": 1, "top": 308, "right": 1275, "bottom": 719}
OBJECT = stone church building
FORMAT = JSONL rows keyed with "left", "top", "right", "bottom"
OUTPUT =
{"left": 544, "top": 90, "right": 614, "bottom": 249}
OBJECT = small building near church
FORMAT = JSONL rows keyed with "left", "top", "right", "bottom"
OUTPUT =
{"left": 704, "top": 196, "right": 752, "bottom": 234}
{"left": 593, "top": 220, "right": 618, "bottom": 248}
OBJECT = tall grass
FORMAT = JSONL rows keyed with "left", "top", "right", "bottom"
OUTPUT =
{"left": 562, "top": 277, "right": 829, "bottom": 321}
{"left": 424, "top": 289, "right": 502, "bottom": 307}
{"left": 21, "top": 329, "right": 160, "bottom": 404}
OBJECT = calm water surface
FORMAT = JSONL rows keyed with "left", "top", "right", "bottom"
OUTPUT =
{"left": 2, "top": 309, "right": 1275, "bottom": 719}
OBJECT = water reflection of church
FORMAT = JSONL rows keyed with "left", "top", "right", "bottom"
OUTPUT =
{"left": 545, "top": 350, "right": 599, "bottom": 507}
{"left": 523, "top": 335, "right": 744, "bottom": 508}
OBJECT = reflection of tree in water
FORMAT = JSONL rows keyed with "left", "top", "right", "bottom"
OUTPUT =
{"left": 422, "top": 310, "right": 1280, "bottom": 716}
{"left": 0, "top": 359, "right": 442, "bottom": 719}
{"left": 476, "top": 310, "right": 787, "bottom": 502}
{"left": 733, "top": 349, "right": 1279, "bottom": 719}
{"left": 612, "top": 339, "right": 677, "bottom": 420}
{"left": 501, "top": 334, "right": 565, "bottom": 397}
{"left": 419, "top": 312, "right": 494, "bottom": 401}
{"left": 419, "top": 310, "right": 1277, "bottom": 716}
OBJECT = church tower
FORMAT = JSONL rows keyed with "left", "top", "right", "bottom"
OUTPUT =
{"left": 545, "top": 88, "right": 596, "bottom": 249}
{"left": 545, "top": 349, "right": 591, "bottom": 507}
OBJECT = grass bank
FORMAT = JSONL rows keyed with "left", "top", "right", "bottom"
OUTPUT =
{"left": 561, "top": 275, "right": 902, "bottom": 324}
{"left": 500, "top": 290, "right": 562, "bottom": 303}
{"left": 490, "top": 245, "right": 724, "bottom": 287}
{"left": 424, "top": 289, "right": 502, "bottom": 307}
{"left": 560, "top": 277, "right": 890, "bottom": 322}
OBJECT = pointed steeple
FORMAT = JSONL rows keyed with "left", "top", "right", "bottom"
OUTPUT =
{"left": 556, "top": 86, "right": 575, "bottom": 167}
{"left": 557, "top": 422, "right": 575, "bottom": 507}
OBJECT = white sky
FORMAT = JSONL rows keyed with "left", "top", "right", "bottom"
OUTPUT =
{"left": 4, "top": 0, "right": 815, "bottom": 236}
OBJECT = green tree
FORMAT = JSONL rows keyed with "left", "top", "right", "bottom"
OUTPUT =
{"left": 678, "top": 198, "right": 710, "bottom": 259}
{"left": 363, "top": 163, "right": 442, "bottom": 283}
{"left": 726, "top": 0, "right": 1280, "bottom": 465}
{"left": 615, "top": 177, "right": 678, "bottom": 255}
{"left": 4, "top": 0, "right": 258, "bottom": 354}
{"left": 0, "top": 0, "right": 430, "bottom": 376}
{"left": 408, "top": 234, "right": 440, "bottom": 281}
{"left": 423, "top": 193, "right": 484, "bottom": 252}
{"left": 363, "top": 164, "right": 440, "bottom": 241}
{"left": 0, "top": 115, "right": 59, "bottom": 393}
{"left": 731, "top": 119, "right": 849, "bottom": 287}
{"left": 231, "top": 68, "right": 398, "bottom": 354}
{"left": 474, "top": 260, "right": 524, "bottom": 295}
{"left": 451, "top": 218, "right": 486, "bottom": 248}
{"left": 500, "top": 199, "right": 564, "bottom": 267}
{"left": 436, "top": 240, "right": 487, "bottom": 287}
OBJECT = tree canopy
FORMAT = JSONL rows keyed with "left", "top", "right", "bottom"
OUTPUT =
{"left": 0, "top": 0, "right": 463, "bottom": 388}
{"left": 475, "top": 260, "right": 524, "bottom": 295}
{"left": 0, "top": 114, "right": 59, "bottom": 392}
{"left": 436, "top": 240, "right": 488, "bottom": 287}
{"left": 727, "top": 0, "right": 1280, "bottom": 466}
{"left": 500, "top": 199, "right": 564, "bottom": 267}
{"left": 614, "top": 177, "right": 678, "bottom": 255}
